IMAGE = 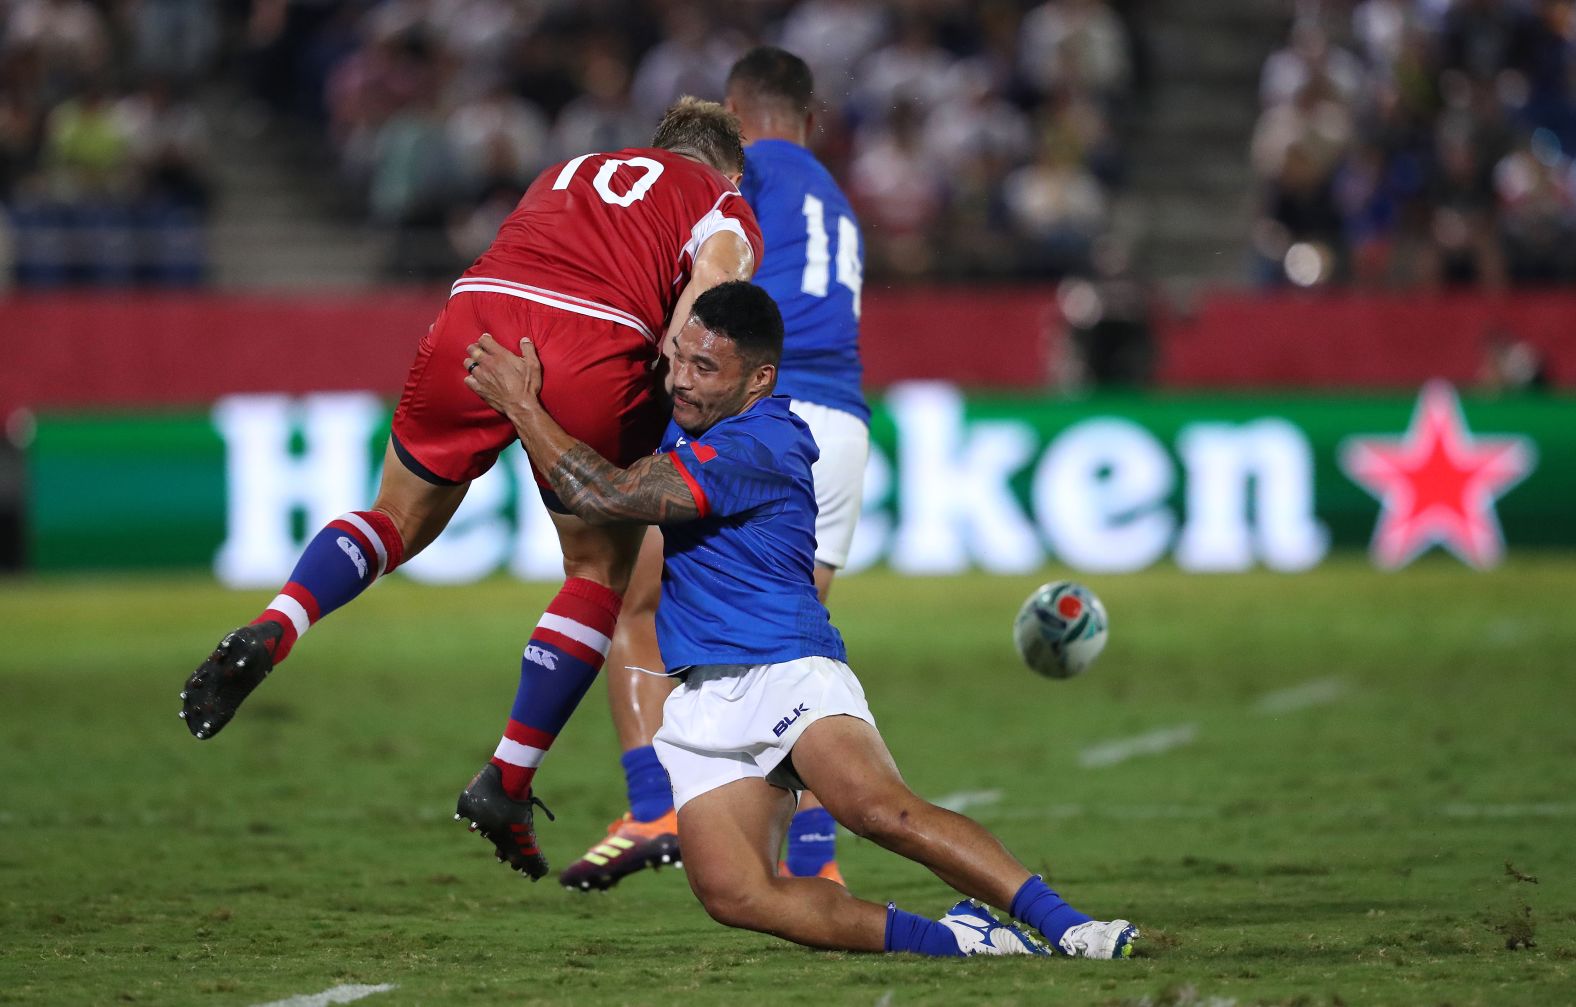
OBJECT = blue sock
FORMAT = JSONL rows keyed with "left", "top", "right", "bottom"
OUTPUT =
{"left": 489, "top": 578, "right": 620, "bottom": 799}
{"left": 785, "top": 807, "right": 837, "bottom": 876}
{"left": 1010, "top": 875, "right": 1091, "bottom": 948}
{"left": 622, "top": 745, "right": 673, "bottom": 822}
{"left": 254, "top": 510, "right": 404, "bottom": 663}
{"left": 883, "top": 903, "right": 965, "bottom": 957}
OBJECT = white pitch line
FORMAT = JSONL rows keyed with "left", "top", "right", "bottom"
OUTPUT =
{"left": 251, "top": 984, "right": 398, "bottom": 1007}
{"left": 1078, "top": 723, "right": 1197, "bottom": 768}
{"left": 1253, "top": 677, "right": 1347, "bottom": 715}
{"left": 933, "top": 788, "right": 1003, "bottom": 813}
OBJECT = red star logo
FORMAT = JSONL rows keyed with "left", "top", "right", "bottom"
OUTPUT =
{"left": 1340, "top": 382, "right": 1536, "bottom": 570}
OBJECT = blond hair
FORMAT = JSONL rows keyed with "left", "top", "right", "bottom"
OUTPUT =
{"left": 651, "top": 96, "right": 745, "bottom": 175}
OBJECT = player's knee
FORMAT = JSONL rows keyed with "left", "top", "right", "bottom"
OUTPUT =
{"left": 842, "top": 794, "right": 922, "bottom": 847}
{"left": 692, "top": 877, "right": 774, "bottom": 932}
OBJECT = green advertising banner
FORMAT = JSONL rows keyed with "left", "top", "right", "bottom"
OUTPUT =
{"left": 23, "top": 383, "right": 1576, "bottom": 583}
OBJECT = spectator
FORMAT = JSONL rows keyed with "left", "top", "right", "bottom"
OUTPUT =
{"left": 124, "top": 0, "right": 221, "bottom": 82}
{"left": 850, "top": 100, "right": 947, "bottom": 277}
{"left": 549, "top": 43, "right": 650, "bottom": 160}
{"left": 922, "top": 60, "right": 1033, "bottom": 174}
{"left": 3, "top": 0, "right": 112, "bottom": 98}
{"left": 628, "top": 7, "right": 743, "bottom": 122}
{"left": 114, "top": 77, "right": 211, "bottom": 210}
{"left": 776, "top": 0, "right": 889, "bottom": 104}
{"left": 1479, "top": 327, "right": 1552, "bottom": 392}
{"left": 853, "top": 15, "right": 956, "bottom": 123}
{"left": 1494, "top": 133, "right": 1576, "bottom": 283}
{"left": 1018, "top": 0, "right": 1132, "bottom": 103}
{"left": 1003, "top": 134, "right": 1109, "bottom": 276}
{"left": 445, "top": 79, "right": 550, "bottom": 191}
{"left": 41, "top": 80, "right": 129, "bottom": 200}
{"left": 1260, "top": 19, "right": 1365, "bottom": 109}
{"left": 1251, "top": 79, "right": 1354, "bottom": 184}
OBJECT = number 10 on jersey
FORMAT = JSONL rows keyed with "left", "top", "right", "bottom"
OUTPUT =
{"left": 800, "top": 194, "right": 862, "bottom": 318}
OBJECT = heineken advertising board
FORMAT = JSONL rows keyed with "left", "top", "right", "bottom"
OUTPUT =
{"left": 23, "top": 382, "right": 1573, "bottom": 584}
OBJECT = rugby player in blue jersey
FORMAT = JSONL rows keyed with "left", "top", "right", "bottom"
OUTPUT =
{"left": 461, "top": 282, "right": 1138, "bottom": 958}
{"left": 559, "top": 46, "right": 868, "bottom": 894}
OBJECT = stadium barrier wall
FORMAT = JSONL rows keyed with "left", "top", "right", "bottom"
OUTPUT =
{"left": 21, "top": 382, "right": 1573, "bottom": 580}
{"left": 4, "top": 289, "right": 1574, "bottom": 421}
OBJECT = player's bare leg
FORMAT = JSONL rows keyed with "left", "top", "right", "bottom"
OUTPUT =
{"left": 561, "top": 529, "right": 686, "bottom": 889}
{"left": 788, "top": 715, "right": 1138, "bottom": 957}
{"left": 777, "top": 561, "right": 846, "bottom": 881}
{"left": 678, "top": 774, "right": 1050, "bottom": 956}
{"left": 566, "top": 536, "right": 849, "bottom": 890}
{"left": 181, "top": 442, "right": 467, "bottom": 740}
{"left": 790, "top": 716, "right": 1028, "bottom": 905}
{"left": 679, "top": 778, "right": 887, "bottom": 950}
{"left": 368, "top": 442, "right": 471, "bottom": 556}
{"left": 606, "top": 529, "right": 674, "bottom": 751}
{"left": 458, "top": 510, "right": 645, "bottom": 879}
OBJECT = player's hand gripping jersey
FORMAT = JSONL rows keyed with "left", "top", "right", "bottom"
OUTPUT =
{"left": 392, "top": 149, "right": 764, "bottom": 487}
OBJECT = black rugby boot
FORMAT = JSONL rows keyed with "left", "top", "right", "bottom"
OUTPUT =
{"left": 180, "top": 622, "right": 281, "bottom": 740}
{"left": 455, "top": 763, "right": 555, "bottom": 880}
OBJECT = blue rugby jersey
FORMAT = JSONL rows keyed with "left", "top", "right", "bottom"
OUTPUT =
{"left": 656, "top": 396, "right": 847, "bottom": 668}
{"left": 740, "top": 139, "right": 869, "bottom": 422}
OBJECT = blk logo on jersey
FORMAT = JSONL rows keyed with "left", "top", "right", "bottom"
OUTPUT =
{"left": 524, "top": 645, "right": 558, "bottom": 670}
{"left": 772, "top": 702, "right": 810, "bottom": 737}
{"left": 337, "top": 536, "right": 368, "bottom": 578}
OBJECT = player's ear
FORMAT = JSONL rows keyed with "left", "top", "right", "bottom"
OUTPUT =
{"left": 750, "top": 362, "right": 777, "bottom": 397}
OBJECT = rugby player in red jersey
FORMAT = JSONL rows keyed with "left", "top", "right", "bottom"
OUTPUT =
{"left": 180, "top": 97, "right": 764, "bottom": 881}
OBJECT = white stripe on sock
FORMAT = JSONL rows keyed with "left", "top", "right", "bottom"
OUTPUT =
{"left": 267, "top": 594, "right": 311, "bottom": 638}
{"left": 494, "top": 736, "right": 548, "bottom": 768}
{"left": 536, "top": 612, "right": 612, "bottom": 657}
{"left": 340, "top": 512, "right": 388, "bottom": 577}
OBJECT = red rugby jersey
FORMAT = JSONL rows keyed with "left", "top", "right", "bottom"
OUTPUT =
{"left": 457, "top": 147, "right": 765, "bottom": 346}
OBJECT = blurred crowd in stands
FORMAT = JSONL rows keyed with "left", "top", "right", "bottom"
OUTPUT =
{"left": 13, "top": 0, "right": 1572, "bottom": 295}
{"left": 1, "top": 0, "right": 217, "bottom": 285}
{"left": 0, "top": 0, "right": 1147, "bottom": 286}
{"left": 258, "top": 0, "right": 1146, "bottom": 282}
{"left": 1251, "top": 0, "right": 1576, "bottom": 289}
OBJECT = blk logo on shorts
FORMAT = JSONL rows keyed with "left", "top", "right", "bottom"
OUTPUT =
{"left": 337, "top": 536, "right": 368, "bottom": 578}
{"left": 772, "top": 702, "right": 809, "bottom": 737}
{"left": 525, "top": 645, "right": 558, "bottom": 670}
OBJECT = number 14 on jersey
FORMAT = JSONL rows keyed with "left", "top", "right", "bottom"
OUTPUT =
{"left": 800, "top": 194, "right": 862, "bottom": 318}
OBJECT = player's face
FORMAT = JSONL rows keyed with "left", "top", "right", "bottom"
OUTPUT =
{"left": 669, "top": 318, "right": 768, "bottom": 435}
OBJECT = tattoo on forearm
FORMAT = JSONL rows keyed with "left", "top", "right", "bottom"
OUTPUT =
{"left": 547, "top": 445, "right": 701, "bottom": 525}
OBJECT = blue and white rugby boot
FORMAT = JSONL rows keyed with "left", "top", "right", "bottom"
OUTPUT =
{"left": 1056, "top": 918, "right": 1140, "bottom": 959}
{"left": 938, "top": 900, "right": 1051, "bottom": 956}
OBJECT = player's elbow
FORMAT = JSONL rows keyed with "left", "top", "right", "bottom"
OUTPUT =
{"left": 570, "top": 506, "right": 621, "bottom": 528}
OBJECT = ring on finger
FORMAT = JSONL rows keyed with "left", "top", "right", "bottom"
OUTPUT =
{"left": 465, "top": 359, "right": 480, "bottom": 373}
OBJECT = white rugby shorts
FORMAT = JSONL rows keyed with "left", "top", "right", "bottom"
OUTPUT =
{"left": 788, "top": 399, "right": 869, "bottom": 570}
{"left": 652, "top": 656, "right": 877, "bottom": 810}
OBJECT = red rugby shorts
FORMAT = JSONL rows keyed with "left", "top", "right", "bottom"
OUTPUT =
{"left": 390, "top": 290, "right": 666, "bottom": 489}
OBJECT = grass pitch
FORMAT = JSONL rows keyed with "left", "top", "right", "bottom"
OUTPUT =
{"left": 2, "top": 559, "right": 1574, "bottom": 1006}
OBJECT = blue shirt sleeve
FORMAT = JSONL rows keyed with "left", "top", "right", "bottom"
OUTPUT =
{"left": 668, "top": 426, "right": 789, "bottom": 519}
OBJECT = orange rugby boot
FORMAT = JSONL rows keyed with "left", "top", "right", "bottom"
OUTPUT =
{"left": 558, "top": 809, "right": 681, "bottom": 891}
{"left": 777, "top": 859, "right": 846, "bottom": 887}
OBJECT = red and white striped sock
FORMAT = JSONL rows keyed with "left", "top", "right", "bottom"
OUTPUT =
{"left": 490, "top": 578, "right": 622, "bottom": 798}
{"left": 254, "top": 510, "right": 406, "bottom": 664}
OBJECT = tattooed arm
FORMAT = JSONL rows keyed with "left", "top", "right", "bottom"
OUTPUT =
{"left": 463, "top": 333, "right": 702, "bottom": 526}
